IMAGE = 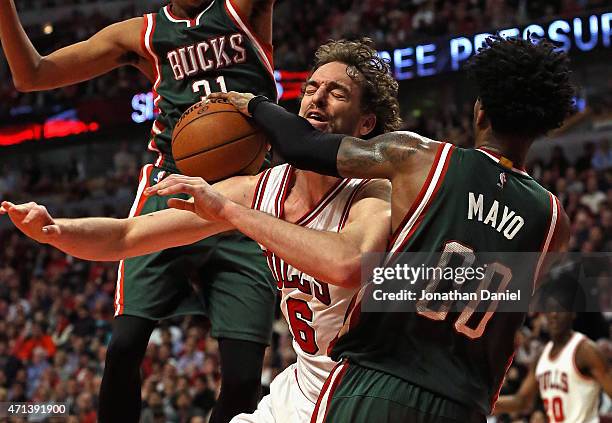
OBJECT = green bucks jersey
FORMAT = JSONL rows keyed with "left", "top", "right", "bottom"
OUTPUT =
{"left": 142, "top": 0, "right": 278, "bottom": 172}
{"left": 331, "top": 143, "right": 562, "bottom": 415}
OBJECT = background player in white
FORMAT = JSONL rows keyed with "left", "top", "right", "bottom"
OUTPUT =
{"left": 494, "top": 281, "right": 612, "bottom": 422}
{"left": 1, "top": 39, "right": 401, "bottom": 422}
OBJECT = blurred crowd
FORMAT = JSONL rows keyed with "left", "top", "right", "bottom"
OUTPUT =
{"left": 1, "top": 0, "right": 610, "bottom": 121}
{"left": 0, "top": 222, "right": 299, "bottom": 422}
{"left": 0, "top": 141, "right": 155, "bottom": 219}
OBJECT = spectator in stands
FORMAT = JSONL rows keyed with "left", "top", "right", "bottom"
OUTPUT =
{"left": 0, "top": 335, "right": 22, "bottom": 386}
{"left": 141, "top": 390, "right": 166, "bottom": 423}
{"left": 549, "top": 145, "right": 570, "bottom": 176}
{"left": 74, "top": 391, "right": 97, "bottom": 423}
{"left": 592, "top": 139, "right": 612, "bottom": 171}
{"left": 12, "top": 322, "right": 56, "bottom": 362}
{"left": 176, "top": 335, "right": 205, "bottom": 378}
{"left": 26, "top": 347, "right": 51, "bottom": 397}
{"left": 576, "top": 142, "right": 596, "bottom": 173}
{"left": 113, "top": 141, "right": 137, "bottom": 179}
{"left": 173, "top": 389, "right": 206, "bottom": 422}
{"left": 581, "top": 174, "right": 607, "bottom": 214}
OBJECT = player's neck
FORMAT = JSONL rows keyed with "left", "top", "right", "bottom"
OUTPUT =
{"left": 170, "top": 1, "right": 212, "bottom": 19}
{"left": 476, "top": 131, "right": 532, "bottom": 169}
{"left": 551, "top": 330, "right": 574, "bottom": 350}
{"left": 296, "top": 170, "right": 341, "bottom": 204}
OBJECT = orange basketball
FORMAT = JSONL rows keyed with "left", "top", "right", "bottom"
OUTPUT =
{"left": 172, "top": 98, "right": 267, "bottom": 182}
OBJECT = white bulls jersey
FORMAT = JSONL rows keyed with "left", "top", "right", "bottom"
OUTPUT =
{"left": 252, "top": 164, "right": 370, "bottom": 403}
{"left": 535, "top": 331, "right": 600, "bottom": 423}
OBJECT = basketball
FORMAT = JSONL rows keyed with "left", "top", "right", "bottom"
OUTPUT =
{"left": 172, "top": 98, "right": 267, "bottom": 182}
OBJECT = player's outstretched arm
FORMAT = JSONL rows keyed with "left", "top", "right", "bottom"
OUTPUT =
{"left": 149, "top": 175, "right": 392, "bottom": 288}
{"left": 0, "top": 201, "right": 231, "bottom": 261}
{"left": 209, "top": 92, "right": 436, "bottom": 181}
{"left": 493, "top": 363, "right": 539, "bottom": 415}
{"left": 576, "top": 338, "right": 612, "bottom": 397}
{"left": 0, "top": 175, "right": 257, "bottom": 261}
{"left": 0, "top": 1, "right": 149, "bottom": 91}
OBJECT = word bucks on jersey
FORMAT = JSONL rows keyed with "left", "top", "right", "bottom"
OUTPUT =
{"left": 141, "top": 0, "right": 278, "bottom": 173}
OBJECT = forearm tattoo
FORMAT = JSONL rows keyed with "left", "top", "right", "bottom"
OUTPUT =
{"left": 337, "top": 132, "right": 429, "bottom": 177}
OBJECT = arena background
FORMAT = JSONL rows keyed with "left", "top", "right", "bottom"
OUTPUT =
{"left": 0, "top": 1, "right": 610, "bottom": 422}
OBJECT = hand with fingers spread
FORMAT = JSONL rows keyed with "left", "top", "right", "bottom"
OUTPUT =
{"left": 207, "top": 91, "right": 256, "bottom": 116}
{"left": 0, "top": 201, "right": 61, "bottom": 243}
{"left": 144, "top": 174, "right": 233, "bottom": 222}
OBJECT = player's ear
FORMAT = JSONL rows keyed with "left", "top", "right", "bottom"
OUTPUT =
{"left": 476, "top": 108, "right": 488, "bottom": 129}
{"left": 359, "top": 113, "right": 377, "bottom": 137}
{"left": 474, "top": 98, "right": 488, "bottom": 129}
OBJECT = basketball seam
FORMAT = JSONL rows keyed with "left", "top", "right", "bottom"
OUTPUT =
{"left": 238, "top": 137, "right": 267, "bottom": 174}
{"left": 172, "top": 109, "right": 247, "bottom": 143}
{"left": 174, "top": 133, "right": 263, "bottom": 161}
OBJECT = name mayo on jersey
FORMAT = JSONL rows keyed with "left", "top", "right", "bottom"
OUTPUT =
{"left": 167, "top": 33, "right": 246, "bottom": 80}
{"left": 538, "top": 370, "right": 569, "bottom": 393}
{"left": 467, "top": 192, "right": 525, "bottom": 240}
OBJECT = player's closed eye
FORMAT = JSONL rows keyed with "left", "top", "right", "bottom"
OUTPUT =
{"left": 331, "top": 90, "right": 347, "bottom": 100}
{"left": 302, "top": 82, "right": 319, "bottom": 95}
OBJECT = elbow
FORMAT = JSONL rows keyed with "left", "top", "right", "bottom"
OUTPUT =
{"left": 13, "top": 79, "right": 36, "bottom": 92}
{"left": 13, "top": 73, "right": 43, "bottom": 92}
{"left": 332, "top": 256, "right": 363, "bottom": 289}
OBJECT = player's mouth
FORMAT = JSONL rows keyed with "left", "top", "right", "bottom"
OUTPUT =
{"left": 305, "top": 110, "right": 330, "bottom": 131}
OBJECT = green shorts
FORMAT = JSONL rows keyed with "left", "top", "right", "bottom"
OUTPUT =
{"left": 312, "top": 361, "right": 486, "bottom": 423}
{"left": 115, "top": 165, "right": 276, "bottom": 345}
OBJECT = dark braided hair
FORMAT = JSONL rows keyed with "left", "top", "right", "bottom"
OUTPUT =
{"left": 310, "top": 38, "right": 402, "bottom": 137}
{"left": 466, "top": 35, "right": 575, "bottom": 138}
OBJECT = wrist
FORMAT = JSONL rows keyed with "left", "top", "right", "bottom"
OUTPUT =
{"left": 219, "top": 200, "right": 244, "bottom": 224}
{"left": 247, "top": 95, "right": 271, "bottom": 116}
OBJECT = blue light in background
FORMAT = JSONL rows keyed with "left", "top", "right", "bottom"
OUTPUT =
{"left": 450, "top": 37, "right": 472, "bottom": 71}
{"left": 416, "top": 44, "right": 437, "bottom": 77}
{"left": 131, "top": 92, "right": 155, "bottom": 124}
{"left": 574, "top": 15, "right": 599, "bottom": 51}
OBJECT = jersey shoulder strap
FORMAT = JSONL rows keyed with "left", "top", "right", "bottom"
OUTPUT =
{"left": 538, "top": 341, "right": 554, "bottom": 366}
{"left": 221, "top": 0, "right": 274, "bottom": 68}
{"left": 252, "top": 164, "right": 292, "bottom": 217}
{"left": 388, "top": 142, "right": 455, "bottom": 256}
{"left": 566, "top": 332, "right": 587, "bottom": 358}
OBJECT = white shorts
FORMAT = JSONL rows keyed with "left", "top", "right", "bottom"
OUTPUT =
{"left": 231, "top": 363, "right": 315, "bottom": 423}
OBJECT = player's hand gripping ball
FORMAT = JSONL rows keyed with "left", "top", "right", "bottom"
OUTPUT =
{"left": 172, "top": 98, "right": 268, "bottom": 182}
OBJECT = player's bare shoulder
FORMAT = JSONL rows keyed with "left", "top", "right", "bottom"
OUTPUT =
{"left": 575, "top": 335, "right": 607, "bottom": 372}
{"left": 381, "top": 131, "right": 438, "bottom": 163}
{"left": 109, "top": 16, "right": 158, "bottom": 80}
{"left": 104, "top": 17, "right": 148, "bottom": 64}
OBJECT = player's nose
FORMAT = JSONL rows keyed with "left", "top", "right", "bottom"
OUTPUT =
{"left": 311, "top": 85, "right": 327, "bottom": 106}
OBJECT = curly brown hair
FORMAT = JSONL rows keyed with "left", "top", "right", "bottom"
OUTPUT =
{"left": 310, "top": 38, "right": 402, "bottom": 137}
